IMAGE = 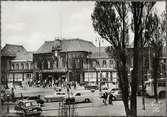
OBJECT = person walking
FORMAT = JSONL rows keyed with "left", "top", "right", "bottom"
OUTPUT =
{"left": 103, "top": 92, "right": 108, "bottom": 105}
{"left": 108, "top": 93, "right": 114, "bottom": 105}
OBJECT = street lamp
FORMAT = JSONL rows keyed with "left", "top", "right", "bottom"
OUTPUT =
{"left": 95, "top": 37, "right": 103, "bottom": 92}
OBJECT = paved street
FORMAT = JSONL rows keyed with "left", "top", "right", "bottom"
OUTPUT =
{"left": 1, "top": 89, "right": 165, "bottom": 116}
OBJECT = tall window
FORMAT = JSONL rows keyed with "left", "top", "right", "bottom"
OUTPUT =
{"left": 48, "top": 61, "right": 51, "bottom": 69}
{"left": 44, "top": 60, "right": 48, "bottom": 69}
{"left": 37, "top": 62, "right": 42, "bottom": 69}
{"left": 102, "top": 60, "right": 106, "bottom": 67}
{"left": 16, "top": 64, "right": 19, "bottom": 70}
{"left": 11, "top": 64, "right": 14, "bottom": 70}
{"left": 21, "top": 63, "right": 24, "bottom": 69}
{"left": 109, "top": 59, "right": 113, "bottom": 67}
{"left": 26, "top": 63, "right": 29, "bottom": 69}
{"left": 96, "top": 61, "right": 100, "bottom": 67}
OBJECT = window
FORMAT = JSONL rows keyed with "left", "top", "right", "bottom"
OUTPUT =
{"left": 75, "top": 93, "right": 81, "bottom": 96}
{"left": 102, "top": 60, "right": 106, "bottom": 67}
{"left": 75, "top": 59, "right": 80, "bottom": 68}
{"left": 21, "top": 63, "right": 24, "bottom": 69}
{"left": 26, "top": 63, "right": 29, "bottom": 69}
{"left": 44, "top": 60, "right": 48, "bottom": 69}
{"left": 30, "top": 63, "right": 33, "bottom": 69}
{"left": 25, "top": 102, "right": 31, "bottom": 107}
{"left": 11, "top": 64, "right": 14, "bottom": 70}
{"left": 48, "top": 61, "right": 51, "bottom": 69}
{"left": 37, "top": 62, "right": 42, "bottom": 69}
{"left": 93, "top": 61, "right": 96, "bottom": 67}
{"left": 109, "top": 60, "right": 113, "bottom": 67}
{"left": 16, "top": 64, "right": 19, "bottom": 70}
{"left": 96, "top": 61, "right": 99, "bottom": 67}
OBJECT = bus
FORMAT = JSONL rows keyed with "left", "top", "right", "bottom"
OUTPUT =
{"left": 145, "top": 78, "right": 166, "bottom": 98}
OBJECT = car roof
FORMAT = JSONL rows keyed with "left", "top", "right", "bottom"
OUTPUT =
{"left": 74, "top": 90, "right": 91, "bottom": 93}
{"left": 18, "top": 99, "right": 36, "bottom": 103}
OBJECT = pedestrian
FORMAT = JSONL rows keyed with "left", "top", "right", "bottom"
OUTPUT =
{"left": 108, "top": 93, "right": 114, "bottom": 105}
{"left": 103, "top": 92, "right": 108, "bottom": 105}
{"left": 74, "top": 82, "right": 76, "bottom": 89}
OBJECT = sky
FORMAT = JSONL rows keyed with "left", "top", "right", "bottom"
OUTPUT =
{"left": 1, "top": 1, "right": 166, "bottom": 51}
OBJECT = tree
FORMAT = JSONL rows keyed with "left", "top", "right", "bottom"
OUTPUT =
{"left": 92, "top": 1, "right": 158, "bottom": 117}
{"left": 92, "top": 2, "right": 131, "bottom": 116}
{"left": 130, "top": 2, "right": 156, "bottom": 116}
{"left": 144, "top": 12, "right": 166, "bottom": 102}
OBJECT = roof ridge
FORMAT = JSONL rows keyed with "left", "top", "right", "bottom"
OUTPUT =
{"left": 45, "top": 41, "right": 54, "bottom": 43}
{"left": 5, "top": 44, "right": 23, "bottom": 47}
{"left": 62, "top": 38, "right": 95, "bottom": 46}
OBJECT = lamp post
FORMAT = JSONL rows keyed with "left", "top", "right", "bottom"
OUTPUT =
{"left": 95, "top": 37, "right": 103, "bottom": 92}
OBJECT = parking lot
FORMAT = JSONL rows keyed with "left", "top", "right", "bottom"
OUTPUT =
{"left": 1, "top": 88, "right": 165, "bottom": 116}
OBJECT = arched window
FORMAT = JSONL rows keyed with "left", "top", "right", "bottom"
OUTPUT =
{"left": 96, "top": 61, "right": 99, "bottom": 67}
{"left": 11, "top": 63, "right": 14, "bottom": 70}
{"left": 109, "top": 59, "right": 113, "bottom": 67}
{"left": 26, "top": 63, "right": 29, "bottom": 69}
{"left": 102, "top": 60, "right": 106, "bottom": 67}
{"left": 21, "top": 63, "right": 24, "bottom": 69}
{"left": 16, "top": 64, "right": 19, "bottom": 70}
{"left": 92, "top": 61, "right": 96, "bottom": 67}
{"left": 48, "top": 61, "right": 51, "bottom": 69}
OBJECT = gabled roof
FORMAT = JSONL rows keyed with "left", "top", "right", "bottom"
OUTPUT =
{"left": 35, "top": 38, "right": 96, "bottom": 54}
{"left": 61, "top": 39, "right": 96, "bottom": 52}
{"left": 14, "top": 51, "right": 33, "bottom": 61}
{"left": 1, "top": 44, "right": 27, "bottom": 57}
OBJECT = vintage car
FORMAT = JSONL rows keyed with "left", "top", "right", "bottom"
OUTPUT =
{"left": 84, "top": 83, "right": 98, "bottom": 90}
{"left": 27, "top": 96, "right": 45, "bottom": 106}
{"left": 44, "top": 92, "right": 66, "bottom": 102}
{"left": 65, "top": 90, "right": 93, "bottom": 104}
{"left": 110, "top": 89, "right": 122, "bottom": 100}
{"left": 14, "top": 99, "right": 42, "bottom": 116}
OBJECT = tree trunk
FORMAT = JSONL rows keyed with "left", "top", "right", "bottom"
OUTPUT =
{"left": 131, "top": 3, "right": 144, "bottom": 116}
{"left": 116, "top": 53, "right": 131, "bottom": 117}
{"left": 131, "top": 48, "right": 138, "bottom": 117}
{"left": 152, "top": 52, "right": 160, "bottom": 103}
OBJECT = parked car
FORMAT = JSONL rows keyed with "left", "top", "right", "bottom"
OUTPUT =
{"left": 14, "top": 99, "right": 42, "bottom": 116}
{"left": 85, "top": 83, "right": 98, "bottom": 90}
{"left": 44, "top": 92, "right": 66, "bottom": 102}
{"left": 110, "top": 89, "right": 122, "bottom": 100}
{"left": 67, "top": 90, "right": 93, "bottom": 103}
{"left": 27, "top": 96, "right": 45, "bottom": 106}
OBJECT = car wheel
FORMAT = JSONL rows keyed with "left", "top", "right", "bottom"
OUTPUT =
{"left": 85, "top": 98, "right": 90, "bottom": 103}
